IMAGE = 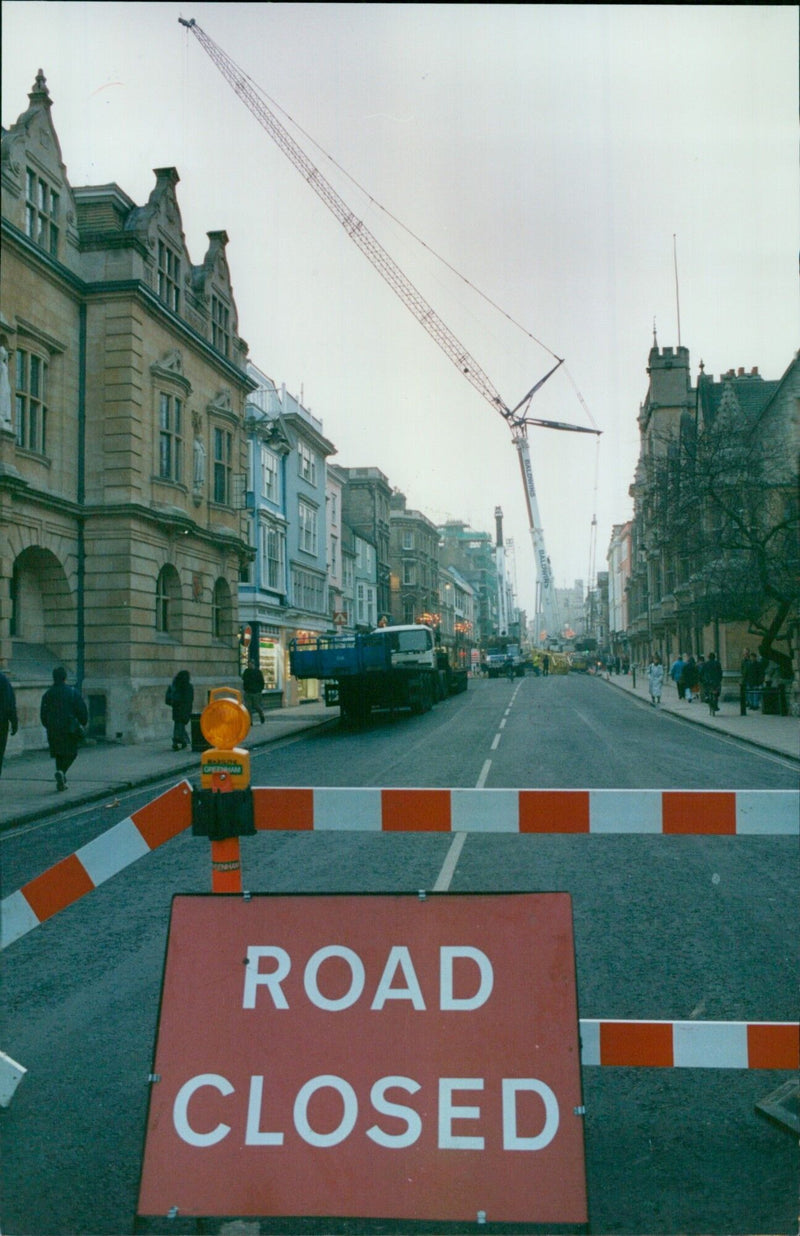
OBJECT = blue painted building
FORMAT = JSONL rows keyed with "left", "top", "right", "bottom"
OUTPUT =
{"left": 240, "top": 362, "right": 335, "bottom": 703}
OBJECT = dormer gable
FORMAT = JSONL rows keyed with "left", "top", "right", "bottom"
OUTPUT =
{"left": 192, "top": 230, "right": 243, "bottom": 364}
{"left": 1, "top": 70, "right": 81, "bottom": 273}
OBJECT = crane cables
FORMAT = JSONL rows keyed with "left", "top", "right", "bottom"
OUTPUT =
{"left": 179, "top": 17, "right": 598, "bottom": 437}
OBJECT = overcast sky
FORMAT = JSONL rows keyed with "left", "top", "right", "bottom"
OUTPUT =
{"left": 3, "top": 3, "right": 797, "bottom": 615}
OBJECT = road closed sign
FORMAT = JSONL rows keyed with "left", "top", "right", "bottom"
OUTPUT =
{"left": 137, "top": 893, "right": 587, "bottom": 1225}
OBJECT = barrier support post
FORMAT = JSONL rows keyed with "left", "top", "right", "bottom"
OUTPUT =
{"left": 192, "top": 689, "right": 254, "bottom": 894}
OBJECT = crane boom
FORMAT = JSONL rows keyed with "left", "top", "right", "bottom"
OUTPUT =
{"left": 180, "top": 17, "right": 510, "bottom": 418}
{"left": 180, "top": 18, "right": 600, "bottom": 643}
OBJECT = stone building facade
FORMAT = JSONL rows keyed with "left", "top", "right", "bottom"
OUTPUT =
{"left": 339, "top": 466, "right": 392, "bottom": 622}
{"left": 389, "top": 491, "right": 440, "bottom": 626}
{"left": 437, "top": 520, "right": 497, "bottom": 647}
{"left": 625, "top": 340, "right": 797, "bottom": 706}
{"left": 1, "top": 72, "right": 253, "bottom": 749}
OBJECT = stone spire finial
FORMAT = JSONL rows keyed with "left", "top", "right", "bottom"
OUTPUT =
{"left": 29, "top": 69, "right": 52, "bottom": 105}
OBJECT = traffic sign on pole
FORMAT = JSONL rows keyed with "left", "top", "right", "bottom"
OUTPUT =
{"left": 137, "top": 892, "right": 587, "bottom": 1226}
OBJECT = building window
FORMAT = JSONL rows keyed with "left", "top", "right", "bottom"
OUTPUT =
{"left": 403, "top": 561, "right": 416, "bottom": 586}
{"left": 260, "top": 524, "right": 285, "bottom": 592}
{"left": 402, "top": 530, "right": 414, "bottom": 550}
{"left": 212, "top": 577, "right": 231, "bottom": 640}
{"left": 158, "top": 393, "right": 183, "bottom": 482}
{"left": 291, "top": 567, "right": 325, "bottom": 613}
{"left": 157, "top": 240, "right": 181, "bottom": 312}
{"left": 261, "top": 445, "right": 279, "bottom": 502}
{"left": 298, "top": 499, "right": 318, "bottom": 555}
{"left": 213, "top": 427, "right": 232, "bottom": 504}
{"left": 298, "top": 442, "right": 317, "bottom": 485}
{"left": 211, "top": 295, "right": 230, "bottom": 357}
{"left": 26, "top": 168, "right": 59, "bottom": 257}
{"left": 156, "top": 568, "right": 170, "bottom": 633}
{"left": 15, "top": 349, "right": 48, "bottom": 454}
{"left": 356, "top": 583, "right": 376, "bottom": 625}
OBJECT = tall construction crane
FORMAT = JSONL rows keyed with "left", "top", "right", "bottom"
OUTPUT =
{"left": 180, "top": 17, "right": 600, "bottom": 643}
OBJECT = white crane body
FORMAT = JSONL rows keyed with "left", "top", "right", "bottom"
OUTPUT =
{"left": 180, "top": 18, "right": 600, "bottom": 642}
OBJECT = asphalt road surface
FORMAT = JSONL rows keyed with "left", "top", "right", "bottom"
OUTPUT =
{"left": 2, "top": 675, "right": 797, "bottom": 1235}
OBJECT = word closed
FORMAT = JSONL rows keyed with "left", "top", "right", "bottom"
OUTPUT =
{"left": 138, "top": 893, "right": 587, "bottom": 1225}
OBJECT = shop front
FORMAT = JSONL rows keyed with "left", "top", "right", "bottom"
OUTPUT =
{"left": 239, "top": 623, "right": 285, "bottom": 709}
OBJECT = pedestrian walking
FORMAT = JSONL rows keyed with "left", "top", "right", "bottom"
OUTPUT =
{"left": 165, "top": 669, "right": 193, "bottom": 750}
{"left": 647, "top": 655, "right": 664, "bottom": 706}
{"left": 242, "top": 661, "right": 266, "bottom": 723}
{"left": 669, "top": 654, "right": 685, "bottom": 700}
{"left": 700, "top": 652, "right": 723, "bottom": 715}
{"left": 741, "top": 650, "right": 763, "bottom": 710}
{"left": 40, "top": 666, "right": 88, "bottom": 791}
{"left": 0, "top": 668, "right": 19, "bottom": 777}
{"left": 679, "top": 655, "right": 699, "bottom": 702}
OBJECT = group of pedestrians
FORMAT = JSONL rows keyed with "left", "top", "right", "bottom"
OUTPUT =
{"left": 647, "top": 651, "right": 723, "bottom": 714}
{"left": 163, "top": 661, "right": 267, "bottom": 752}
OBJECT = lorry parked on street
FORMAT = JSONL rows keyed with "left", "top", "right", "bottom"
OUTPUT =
{"left": 484, "top": 641, "right": 526, "bottom": 678}
{"left": 289, "top": 625, "right": 468, "bottom": 725}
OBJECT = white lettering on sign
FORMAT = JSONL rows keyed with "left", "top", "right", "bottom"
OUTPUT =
{"left": 294, "top": 1075, "right": 358, "bottom": 1147}
{"left": 245, "top": 1075, "right": 284, "bottom": 1146}
{"left": 242, "top": 947, "right": 291, "bottom": 1009}
{"left": 502, "top": 1079, "right": 560, "bottom": 1150}
{"left": 242, "top": 944, "right": 494, "bottom": 1012}
{"left": 371, "top": 946, "right": 426, "bottom": 1009}
{"left": 366, "top": 1077, "right": 422, "bottom": 1148}
{"left": 439, "top": 1078, "right": 484, "bottom": 1149}
{"left": 304, "top": 946, "right": 366, "bottom": 1011}
{"left": 172, "top": 1073, "right": 560, "bottom": 1152}
{"left": 173, "top": 1073, "right": 233, "bottom": 1147}
{"left": 440, "top": 947, "right": 494, "bottom": 1010}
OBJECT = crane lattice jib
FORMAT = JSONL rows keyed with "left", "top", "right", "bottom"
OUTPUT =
{"left": 183, "top": 19, "right": 511, "bottom": 418}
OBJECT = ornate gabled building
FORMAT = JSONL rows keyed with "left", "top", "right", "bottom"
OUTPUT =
{"left": 626, "top": 339, "right": 797, "bottom": 705}
{"left": 1, "top": 71, "right": 253, "bottom": 748}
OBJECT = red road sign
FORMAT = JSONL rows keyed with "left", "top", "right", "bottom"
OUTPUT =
{"left": 138, "top": 893, "right": 587, "bottom": 1225}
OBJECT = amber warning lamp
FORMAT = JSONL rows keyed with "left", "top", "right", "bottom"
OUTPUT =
{"left": 199, "top": 687, "right": 251, "bottom": 789}
{"left": 192, "top": 689, "right": 255, "bottom": 892}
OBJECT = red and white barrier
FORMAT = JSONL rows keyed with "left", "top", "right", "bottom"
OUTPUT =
{"left": 250, "top": 787, "right": 798, "bottom": 835}
{"left": 1, "top": 781, "right": 192, "bottom": 949}
{"left": 579, "top": 1019, "right": 799, "bottom": 1069}
{"left": 0, "top": 1050, "right": 27, "bottom": 1107}
{"left": 2, "top": 787, "right": 795, "bottom": 951}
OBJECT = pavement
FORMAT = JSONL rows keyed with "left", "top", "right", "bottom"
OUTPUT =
{"left": 600, "top": 666, "right": 798, "bottom": 764}
{"left": 0, "top": 699, "right": 333, "bottom": 831}
{"left": 0, "top": 674, "right": 796, "bottom": 831}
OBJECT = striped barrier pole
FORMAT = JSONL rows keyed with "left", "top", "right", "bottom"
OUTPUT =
{"left": 246, "top": 787, "right": 799, "bottom": 835}
{"left": 579, "top": 1019, "right": 798, "bottom": 1069}
{"left": 1, "top": 780, "right": 192, "bottom": 950}
{"left": 3, "top": 788, "right": 796, "bottom": 948}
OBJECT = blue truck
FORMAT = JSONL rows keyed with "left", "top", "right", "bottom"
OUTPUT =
{"left": 289, "top": 624, "right": 468, "bottom": 725}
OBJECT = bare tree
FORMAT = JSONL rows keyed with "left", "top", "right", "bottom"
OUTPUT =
{"left": 648, "top": 383, "right": 799, "bottom": 675}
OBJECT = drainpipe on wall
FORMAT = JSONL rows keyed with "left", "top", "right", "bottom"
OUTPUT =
{"left": 76, "top": 302, "right": 86, "bottom": 691}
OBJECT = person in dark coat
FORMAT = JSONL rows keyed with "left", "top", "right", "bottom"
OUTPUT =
{"left": 242, "top": 662, "right": 265, "bottom": 723}
{"left": 40, "top": 666, "right": 88, "bottom": 791}
{"left": 700, "top": 652, "right": 723, "bottom": 715}
{"left": 0, "top": 668, "right": 19, "bottom": 777}
{"left": 669, "top": 654, "right": 686, "bottom": 700}
{"left": 679, "top": 655, "right": 699, "bottom": 702}
{"left": 167, "top": 669, "right": 193, "bottom": 750}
